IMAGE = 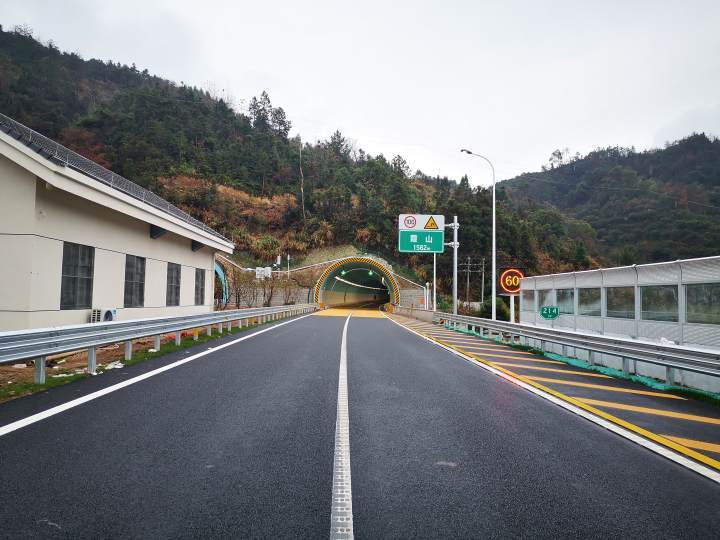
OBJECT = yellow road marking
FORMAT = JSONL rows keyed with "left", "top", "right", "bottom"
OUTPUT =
{"left": 426, "top": 337, "right": 535, "bottom": 353}
{"left": 525, "top": 377, "right": 686, "bottom": 400}
{"left": 451, "top": 342, "right": 536, "bottom": 358}
{"left": 661, "top": 436, "right": 720, "bottom": 454}
{"left": 315, "top": 308, "right": 384, "bottom": 318}
{"left": 457, "top": 348, "right": 545, "bottom": 360}
{"left": 464, "top": 354, "right": 563, "bottom": 364}
{"left": 492, "top": 362, "right": 612, "bottom": 378}
{"left": 388, "top": 315, "right": 720, "bottom": 471}
{"left": 575, "top": 398, "right": 720, "bottom": 425}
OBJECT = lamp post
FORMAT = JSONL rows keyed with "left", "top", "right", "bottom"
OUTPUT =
{"left": 460, "top": 148, "right": 497, "bottom": 320}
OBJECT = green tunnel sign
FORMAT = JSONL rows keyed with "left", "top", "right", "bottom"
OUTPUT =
{"left": 398, "top": 230, "right": 445, "bottom": 253}
{"left": 540, "top": 306, "right": 560, "bottom": 320}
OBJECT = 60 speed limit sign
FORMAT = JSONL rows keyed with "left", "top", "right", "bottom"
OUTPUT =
{"left": 499, "top": 268, "right": 524, "bottom": 294}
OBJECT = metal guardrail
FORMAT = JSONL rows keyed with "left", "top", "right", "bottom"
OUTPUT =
{"left": 0, "top": 112, "right": 231, "bottom": 243}
{"left": 433, "top": 312, "right": 720, "bottom": 381}
{"left": 0, "top": 304, "right": 316, "bottom": 383}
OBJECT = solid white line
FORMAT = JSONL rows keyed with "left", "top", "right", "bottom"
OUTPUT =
{"left": 384, "top": 315, "right": 720, "bottom": 485}
{"left": 330, "top": 314, "right": 354, "bottom": 539}
{"left": 0, "top": 312, "right": 315, "bottom": 438}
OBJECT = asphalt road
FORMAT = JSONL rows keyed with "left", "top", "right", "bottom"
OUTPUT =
{"left": 1, "top": 312, "right": 719, "bottom": 538}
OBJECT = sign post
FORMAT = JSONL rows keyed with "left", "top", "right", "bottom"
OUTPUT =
{"left": 447, "top": 216, "right": 459, "bottom": 315}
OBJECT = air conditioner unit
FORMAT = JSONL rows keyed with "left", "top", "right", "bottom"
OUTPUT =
{"left": 91, "top": 308, "right": 118, "bottom": 323}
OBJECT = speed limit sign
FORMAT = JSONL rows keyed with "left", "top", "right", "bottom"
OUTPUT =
{"left": 499, "top": 268, "right": 524, "bottom": 294}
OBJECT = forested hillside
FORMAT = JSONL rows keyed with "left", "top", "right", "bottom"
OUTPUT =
{"left": 502, "top": 137, "right": 720, "bottom": 264}
{"left": 1, "top": 25, "right": 602, "bottom": 301}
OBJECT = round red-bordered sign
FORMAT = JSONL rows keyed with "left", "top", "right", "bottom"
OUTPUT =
{"left": 499, "top": 268, "right": 524, "bottom": 294}
{"left": 404, "top": 215, "right": 417, "bottom": 228}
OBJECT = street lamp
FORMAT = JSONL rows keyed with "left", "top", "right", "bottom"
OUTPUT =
{"left": 460, "top": 148, "right": 497, "bottom": 321}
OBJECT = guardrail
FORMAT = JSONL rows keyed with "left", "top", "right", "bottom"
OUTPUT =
{"left": 0, "top": 304, "right": 317, "bottom": 383}
{"left": 433, "top": 312, "right": 720, "bottom": 383}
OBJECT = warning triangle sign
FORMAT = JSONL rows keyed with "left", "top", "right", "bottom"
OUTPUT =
{"left": 424, "top": 216, "right": 439, "bottom": 230}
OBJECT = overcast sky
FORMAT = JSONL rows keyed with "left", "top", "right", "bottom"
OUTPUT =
{"left": 3, "top": 0, "right": 720, "bottom": 186}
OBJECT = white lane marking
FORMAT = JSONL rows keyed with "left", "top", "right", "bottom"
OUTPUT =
{"left": 384, "top": 315, "right": 720, "bottom": 485}
{"left": 330, "top": 314, "right": 354, "bottom": 539}
{"left": 0, "top": 313, "right": 315, "bottom": 438}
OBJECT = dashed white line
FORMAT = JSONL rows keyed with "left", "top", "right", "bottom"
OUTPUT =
{"left": 330, "top": 314, "right": 354, "bottom": 539}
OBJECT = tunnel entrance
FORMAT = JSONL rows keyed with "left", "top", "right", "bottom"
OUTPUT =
{"left": 314, "top": 257, "right": 399, "bottom": 308}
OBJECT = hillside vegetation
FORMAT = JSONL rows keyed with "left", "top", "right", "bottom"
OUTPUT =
{"left": 502, "top": 137, "right": 720, "bottom": 264}
{"left": 9, "top": 25, "right": 718, "bottom": 301}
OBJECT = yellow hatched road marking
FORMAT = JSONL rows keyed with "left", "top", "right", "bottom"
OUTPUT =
{"left": 426, "top": 336, "right": 534, "bottom": 352}
{"left": 467, "top": 354, "right": 563, "bottom": 364}
{"left": 525, "top": 376, "right": 686, "bottom": 399}
{"left": 661, "top": 436, "right": 720, "bottom": 454}
{"left": 389, "top": 315, "right": 720, "bottom": 471}
{"left": 575, "top": 398, "right": 720, "bottom": 425}
{"left": 448, "top": 348, "right": 536, "bottom": 356}
{"left": 493, "top": 362, "right": 612, "bottom": 378}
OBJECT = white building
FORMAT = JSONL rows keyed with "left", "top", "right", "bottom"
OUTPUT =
{"left": 0, "top": 113, "right": 234, "bottom": 331}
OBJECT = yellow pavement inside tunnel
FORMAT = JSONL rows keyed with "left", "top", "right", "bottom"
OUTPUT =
{"left": 314, "top": 308, "right": 386, "bottom": 318}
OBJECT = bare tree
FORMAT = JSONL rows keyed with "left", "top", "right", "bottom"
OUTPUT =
{"left": 260, "top": 273, "right": 282, "bottom": 307}
{"left": 232, "top": 270, "right": 260, "bottom": 308}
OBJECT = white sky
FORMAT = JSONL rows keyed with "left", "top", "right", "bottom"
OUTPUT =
{"left": 3, "top": 0, "right": 720, "bottom": 186}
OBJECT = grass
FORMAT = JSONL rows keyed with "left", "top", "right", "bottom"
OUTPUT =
{"left": 0, "top": 372, "right": 89, "bottom": 403}
{"left": 0, "top": 316, "right": 282, "bottom": 404}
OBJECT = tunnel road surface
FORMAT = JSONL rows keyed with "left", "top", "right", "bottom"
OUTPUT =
{"left": 0, "top": 309, "right": 719, "bottom": 538}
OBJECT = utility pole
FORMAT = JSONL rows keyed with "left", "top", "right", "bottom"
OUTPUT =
{"left": 459, "top": 258, "right": 484, "bottom": 309}
{"left": 481, "top": 257, "right": 485, "bottom": 304}
{"left": 299, "top": 140, "right": 306, "bottom": 224}
{"left": 465, "top": 256, "right": 471, "bottom": 304}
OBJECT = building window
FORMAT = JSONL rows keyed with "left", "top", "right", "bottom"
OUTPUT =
{"left": 557, "top": 288, "right": 574, "bottom": 315}
{"left": 578, "top": 288, "right": 601, "bottom": 316}
{"left": 521, "top": 290, "right": 535, "bottom": 311}
{"left": 124, "top": 255, "right": 146, "bottom": 308}
{"left": 167, "top": 263, "right": 181, "bottom": 306}
{"left": 60, "top": 242, "right": 94, "bottom": 310}
{"left": 641, "top": 285, "right": 678, "bottom": 322}
{"left": 538, "top": 289, "right": 552, "bottom": 308}
{"left": 606, "top": 286, "right": 635, "bottom": 319}
{"left": 686, "top": 283, "right": 720, "bottom": 324}
{"left": 195, "top": 268, "right": 205, "bottom": 306}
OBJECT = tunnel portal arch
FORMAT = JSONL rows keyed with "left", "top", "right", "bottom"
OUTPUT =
{"left": 314, "top": 257, "right": 400, "bottom": 306}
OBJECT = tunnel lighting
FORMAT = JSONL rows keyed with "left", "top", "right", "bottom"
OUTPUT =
{"left": 334, "top": 276, "right": 387, "bottom": 290}
{"left": 341, "top": 270, "right": 346, "bottom": 276}
{"left": 368, "top": 271, "right": 373, "bottom": 276}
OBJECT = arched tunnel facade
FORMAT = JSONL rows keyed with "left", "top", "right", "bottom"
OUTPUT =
{"left": 314, "top": 257, "right": 400, "bottom": 308}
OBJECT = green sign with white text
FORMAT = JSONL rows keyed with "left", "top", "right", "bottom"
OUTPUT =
{"left": 540, "top": 306, "right": 560, "bottom": 320}
{"left": 398, "top": 229, "right": 445, "bottom": 253}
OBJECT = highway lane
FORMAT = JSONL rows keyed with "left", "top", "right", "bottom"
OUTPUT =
{"left": 0, "top": 310, "right": 719, "bottom": 538}
{"left": 348, "top": 315, "right": 720, "bottom": 538}
{"left": 0, "top": 314, "right": 342, "bottom": 538}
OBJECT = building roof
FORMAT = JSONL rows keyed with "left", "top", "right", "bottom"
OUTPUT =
{"left": 0, "top": 112, "right": 231, "bottom": 243}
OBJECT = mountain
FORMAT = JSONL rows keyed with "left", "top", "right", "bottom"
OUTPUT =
{"left": 501, "top": 136, "right": 720, "bottom": 264}
{"left": 0, "top": 24, "right": 602, "bottom": 305}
